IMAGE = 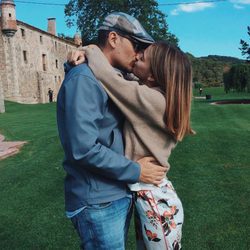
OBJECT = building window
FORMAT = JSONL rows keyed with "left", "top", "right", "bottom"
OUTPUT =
{"left": 55, "top": 41, "right": 57, "bottom": 50}
{"left": 55, "top": 76, "right": 57, "bottom": 83}
{"left": 21, "top": 28, "right": 25, "bottom": 38}
{"left": 58, "top": 76, "right": 61, "bottom": 83}
{"left": 9, "top": 13, "right": 12, "bottom": 17}
{"left": 55, "top": 59, "right": 58, "bottom": 69}
{"left": 40, "top": 36, "right": 43, "bottom": 43}
{"left": 42, "top": 54, "right": 47, "bottom": 71}
{"left": 23, "top": 51, "right": 27, "bottom": 63}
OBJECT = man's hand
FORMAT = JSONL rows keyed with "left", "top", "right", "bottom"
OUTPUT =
{"left": 137, "top": 157, "right": 167, "bottom": 185}
{"left": 67, "top": 50, "right": 85, "bottom": 65}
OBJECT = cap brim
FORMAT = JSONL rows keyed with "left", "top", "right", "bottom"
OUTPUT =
{"left": 131, "top": 35, "right": 154, "bottom": 45}
{"left": 99, "top": 26, "right": 154, "bottom": 45}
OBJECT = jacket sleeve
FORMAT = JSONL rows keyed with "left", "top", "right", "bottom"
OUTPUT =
{"left": 85, "top": 46, "right": 166, "bottom": 125}
{"left": 61, "top": 73, "right": 140, "bottom": 183}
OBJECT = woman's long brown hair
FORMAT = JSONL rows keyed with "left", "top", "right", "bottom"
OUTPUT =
{"left": 148, "top": 41, "right": 193, "bottom": 141}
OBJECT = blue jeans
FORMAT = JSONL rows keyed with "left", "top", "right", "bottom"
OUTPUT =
{"left": 71, "top": 196, "right": 133, "bottom": 250}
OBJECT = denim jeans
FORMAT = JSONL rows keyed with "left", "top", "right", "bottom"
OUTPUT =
{"left": 71, "top": 196, "right": 133, "bottom": 250}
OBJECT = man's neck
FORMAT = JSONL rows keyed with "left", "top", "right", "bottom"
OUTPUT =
{"left": 99, "top": 46, "right": 115, "bottom": 67}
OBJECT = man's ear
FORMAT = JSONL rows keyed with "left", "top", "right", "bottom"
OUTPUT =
{"left": 107, "top": 31, "right": 119, "bottom": 49}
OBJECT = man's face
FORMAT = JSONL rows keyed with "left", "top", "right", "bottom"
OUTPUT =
{"left": 112, "top": 34, "right": 139, "bottom": 73}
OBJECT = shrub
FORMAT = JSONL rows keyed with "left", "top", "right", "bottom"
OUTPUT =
{"left": 223, "top": 64, "right": 250, "bottom": 92}
{"left": 194, "top": 82, "right": 203, "bottom": 89}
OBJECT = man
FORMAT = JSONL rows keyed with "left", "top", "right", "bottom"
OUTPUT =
{"left": 47, "top": 88, "right": 53, "bottom": 102}
{"left": 57, "top": 12, "right": 166, "bottom": 249}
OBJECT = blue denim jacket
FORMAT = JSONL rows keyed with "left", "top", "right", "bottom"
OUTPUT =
{"left": 57, "top": 63, "right": 140, "bottom": 212}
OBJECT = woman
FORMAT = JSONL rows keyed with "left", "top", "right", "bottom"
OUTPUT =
{"left": 69, "top": 41, "right": 193, "bottom": 250}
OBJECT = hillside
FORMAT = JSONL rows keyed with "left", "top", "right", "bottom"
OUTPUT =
{"left": 188, "top": 54, "right": 245, "bottom": 87}
{"left": 200, "top": 55, "right": 244, "bottom": 64}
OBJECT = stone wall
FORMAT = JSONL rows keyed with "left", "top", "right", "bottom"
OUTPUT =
{"left": 2, "top": 36, "right": 20, "bottom": 101}
{"left": 0, "top": 30, "right": 6, "bottom": 113}
{"left": 0, "top": 77, "right": 5, "bottom": 113}
{"left": 1, "top": 22, "right": 78, "bottom": 104}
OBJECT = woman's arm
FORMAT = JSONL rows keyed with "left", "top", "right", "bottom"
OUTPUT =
{"left": 85, "top": 46, "right": 166, "bottom": 125}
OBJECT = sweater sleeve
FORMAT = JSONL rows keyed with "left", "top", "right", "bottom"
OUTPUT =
{"left": 85, "top": 46, "right": 166, "bottom": 125}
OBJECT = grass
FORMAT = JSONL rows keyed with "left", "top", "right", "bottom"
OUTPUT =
{"left": 0, "top": 87, "right": 249, "bottom": 249}
{"left": 0, "top": 102, "right": 80, "bottom": 249}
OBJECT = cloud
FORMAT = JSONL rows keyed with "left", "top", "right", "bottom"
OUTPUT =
{"left": 170, "top": 2, "right": 214, "bottom": 16}
{"left": 230, "top": 0, "right": 250, "bottom": 4}
{"left": 233, "top": 4, "right": 244, "bottom": 8}
{"left": 230, "top": 0, "right": 250, "bottom": 8}
{"left": 171, "top": 9, "right": 179, "bottom": 16}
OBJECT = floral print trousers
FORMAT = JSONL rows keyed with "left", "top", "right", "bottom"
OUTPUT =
{"left": 135, "top": 179, "right": 184, "bottom": 250}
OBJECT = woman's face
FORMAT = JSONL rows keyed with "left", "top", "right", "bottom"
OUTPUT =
{"left": 132, "top": 45, "right": 153, "bottom": 83}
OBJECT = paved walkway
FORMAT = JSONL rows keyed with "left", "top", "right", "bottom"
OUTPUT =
{"left": 0, "top": 134, "right": 26, "bottom": 160}
{"left": 194, "top": 96, "right": 206, "bottom": 99}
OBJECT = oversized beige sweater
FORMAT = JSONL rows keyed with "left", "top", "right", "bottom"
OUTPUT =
{"left": 85, "top": 46, "right": 177, "bottom": 191}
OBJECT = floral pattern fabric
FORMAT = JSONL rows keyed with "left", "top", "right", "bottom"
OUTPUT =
{"left": 135, "top": 178, "right": 183, "bottom": 250}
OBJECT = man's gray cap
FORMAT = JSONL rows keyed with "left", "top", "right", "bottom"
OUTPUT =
{"left": 99, "top": 12, "right": 154, "bottom": 45}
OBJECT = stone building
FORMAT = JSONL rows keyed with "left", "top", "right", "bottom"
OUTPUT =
{"left": 0, "top": 0, "right": 82, "bottom": 113}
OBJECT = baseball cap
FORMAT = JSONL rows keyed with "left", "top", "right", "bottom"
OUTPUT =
{"left": 99, "top": 12, "right": 155, "bottom": 46}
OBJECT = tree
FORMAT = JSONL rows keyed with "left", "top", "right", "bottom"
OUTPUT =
{"left": 64, "top": 0, "right": 178, "bottom": 45}
{"left": 223, "top": 70, "right": 232, "bottom": 93}
{"left": 189, "top": 56, "right": 225, "bottom": 87}
{"left": 223, "top": 64, "right": 250, "bottom": 92}
{"left": 58, "top": 33, "right": 74, "bottom": 42}
{"left": 239, "top": 26, "right": 250, "bottom": 62}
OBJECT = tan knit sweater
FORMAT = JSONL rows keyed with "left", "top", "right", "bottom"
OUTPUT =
{"left": 85, "top": 46, "right": 177, "bottom": 191}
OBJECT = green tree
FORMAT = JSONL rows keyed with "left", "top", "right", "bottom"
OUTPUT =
{"left": 189, "top": 56, "right": 225, "bottom": 87}
{"left": 58, "top": 33, "right": 74, "bottom": 42}
{"left": 65, "top": 0, "right": 178, "bottom": 45}
{"left": 239, "top": 26, "right": 250, "bottom": 62}
{"left": 223, "top": 70, "right": 232, "bottom": 93}
{"left": 223, "top": 64, "right": 250, "bottom": 92}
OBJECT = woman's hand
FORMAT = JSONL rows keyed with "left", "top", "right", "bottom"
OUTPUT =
{"left": 67, "top": 45, "right": 97, "bottom": 66}
{"left": 67, "top": 50, "right": 86, "bottom": 65}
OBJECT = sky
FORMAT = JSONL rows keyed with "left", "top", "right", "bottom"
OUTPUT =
{"left": 13, "top": 0, "right": 250, "bottom": 59}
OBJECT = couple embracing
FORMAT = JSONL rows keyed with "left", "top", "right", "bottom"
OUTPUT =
{"left": 57, "top": 12, "right": 193, "bottom": 250}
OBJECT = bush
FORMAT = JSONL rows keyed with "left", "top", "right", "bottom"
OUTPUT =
{"left": 194, "top": 82, "right": 203, "bottom": 89}
{"left": 223, "top": 63, "right": 250, "bottom": 92}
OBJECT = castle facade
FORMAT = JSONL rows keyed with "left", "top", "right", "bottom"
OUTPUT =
{"left": 0, "top": 0, "right": 81, "bottom": 113}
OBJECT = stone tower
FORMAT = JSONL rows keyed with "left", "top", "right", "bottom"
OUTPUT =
{"left": 0, "top": 0, "right": 17, "bottom": 37}
{"left": 0, "top": 0, "right": 18, "bottom": 112}
{"left": 0, "top": 0, "right": 20, "bottom": 110}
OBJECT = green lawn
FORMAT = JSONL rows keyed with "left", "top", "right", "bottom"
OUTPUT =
{"left": 0, "top": 87, "right": 249, "bottom": 249}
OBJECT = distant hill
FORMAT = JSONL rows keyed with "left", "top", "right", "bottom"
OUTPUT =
{"left": 199, "top": 55, "right": 244, "bottom": 64}
{"left": 187, "top": 54, "right": 246, "bottom": 87}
